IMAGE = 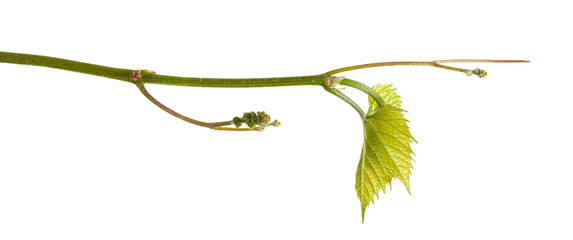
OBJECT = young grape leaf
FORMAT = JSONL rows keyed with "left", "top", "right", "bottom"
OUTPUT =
{"left": 367, "top": 84, "right": 402, "bottom": 114}
{"left": 357, "top": 84, "right": 416, "bottom": 222}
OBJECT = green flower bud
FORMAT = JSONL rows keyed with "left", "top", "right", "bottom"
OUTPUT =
{"left": 232, "top": 117, "right": 243, "bottom": 128}
{"left": 471, "top": 68, "right": 487, "bottom": 78}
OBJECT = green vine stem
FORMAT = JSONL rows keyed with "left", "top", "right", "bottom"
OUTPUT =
{"left": 325, "top": 59, "right": 529, "bottom": 76}
{"left": 0, "top": 51, "right": 528, "bottom": 131}
{"left": 134, "top": 81, "right": 251, "bottom": 131}
{"left": 0, "top": 51, "right": 325, "bottom": 87}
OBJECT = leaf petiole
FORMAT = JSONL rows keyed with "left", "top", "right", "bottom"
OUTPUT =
{"left": 323, "top": 86, "right": 367, "bottom": 121}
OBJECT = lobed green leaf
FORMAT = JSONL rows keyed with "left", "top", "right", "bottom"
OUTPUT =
{"left": 357, "top": 84, "right": 416, "bottom": 222}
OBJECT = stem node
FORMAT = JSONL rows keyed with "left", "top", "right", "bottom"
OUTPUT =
{"left": 324, "top": 76, "right": 345, "bottom": 88}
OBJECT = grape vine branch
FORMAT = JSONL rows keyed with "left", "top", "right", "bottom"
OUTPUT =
{"left": 0, "top": 51, "right": 528, "bottom": 222}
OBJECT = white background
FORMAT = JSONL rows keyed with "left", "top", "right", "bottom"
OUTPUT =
{"left": 1, "top": 1, "right": 571, "bottom": 239}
